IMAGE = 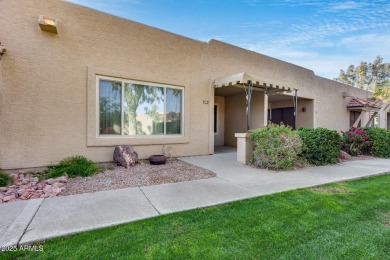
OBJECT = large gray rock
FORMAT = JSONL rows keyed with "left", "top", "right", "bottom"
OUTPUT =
{"left": 113, "top": 145, "right": 138, "bottom": 168}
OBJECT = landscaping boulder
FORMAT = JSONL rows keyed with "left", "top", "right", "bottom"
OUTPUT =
{"left": 113, "top": 145, "right": 138, "bottom": 168}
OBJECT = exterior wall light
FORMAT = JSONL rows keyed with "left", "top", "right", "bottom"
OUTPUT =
{"left": 38, "top": 15, "right": 58, "bottom": 34}
{"left": 0, "top": 42, "right": 6, "bottom": 59}
{"left": 302, "top": 107, "right": 306, "bottom": 112}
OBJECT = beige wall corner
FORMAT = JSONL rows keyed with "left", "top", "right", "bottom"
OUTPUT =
{"left": 235, "top": 133, "right": 252, "bottom": 164}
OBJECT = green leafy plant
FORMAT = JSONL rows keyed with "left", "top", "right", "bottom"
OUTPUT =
{"left": 247, "top": 123, "right": 302, "bottom": 170}
{"left": 361, "top": 127, "right": 390, "bottom": 158}
{"left": 341, "top": 127, "right": 371, "bottom": 156}
{"left": 0, "top": 170, "right": 12, "bottom": 187}
{"left": 45, "top": 155, "right": 100, "bottom": 179}
{"left": 298, "top": 128, "right": 341, "bottom": 166}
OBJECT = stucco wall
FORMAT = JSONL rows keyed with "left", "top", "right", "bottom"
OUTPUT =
{"left": 0, "top": 0, "right": 211, "bottom": 168}
{"left": 0, "top": 0, "right": 383, "bottom": 169}
{"left": 269, "top": 99, "right": 314, "bottom": 129}
{"left": 225, "top": 92, "right": 266, "bottom": 147}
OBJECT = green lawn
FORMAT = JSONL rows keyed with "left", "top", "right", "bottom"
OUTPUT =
{"left": 2, "top": 175, "right": 390, "bottom": 259}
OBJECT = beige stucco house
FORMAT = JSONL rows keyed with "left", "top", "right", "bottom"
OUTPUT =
{"left": 0, "top": 0, "right": 389, "bottom": 169}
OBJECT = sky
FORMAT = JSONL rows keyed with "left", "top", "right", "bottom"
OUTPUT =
{"left": 66, "top": 0, "right": 390, "bottom": 80}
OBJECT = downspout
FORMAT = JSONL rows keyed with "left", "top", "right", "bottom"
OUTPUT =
{"left": 246, "top": 80, "right": 252, "bottom": 131}
{"left": 294, "top": 89, "right": 298, "bottom": 130}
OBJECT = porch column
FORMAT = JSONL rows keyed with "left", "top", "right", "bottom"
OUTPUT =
{"left": 235, "top": 133, "right": 252, "bottom": 164}
{"left": 264, "top": 94, "right": 268, "bottom": 126}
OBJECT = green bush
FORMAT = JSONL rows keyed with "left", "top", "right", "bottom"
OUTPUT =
{"left": 341, "top": 127, "right": 371, "bottom": 156}
{"left": 46, "top": 155, "right": 100, "bottom": 179}
{"left": 298, "top": 128, "right": 341, "bottom": 166}
{"left": 361, "top": 127, "right": 390, "bottom": 158}
{"left": 0, "top": 170, "right": 12, "bottom": 187}
{"left": 247, "top": 123, "right": 302, "bottom": 170}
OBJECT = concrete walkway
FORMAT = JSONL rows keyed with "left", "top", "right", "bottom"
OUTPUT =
{"left": 1, "top": 147, "right": 389, "bottom": 247}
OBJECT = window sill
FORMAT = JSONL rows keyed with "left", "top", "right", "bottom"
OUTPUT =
{"left": 87, "top": 135, "right": 189, "bottom": 147}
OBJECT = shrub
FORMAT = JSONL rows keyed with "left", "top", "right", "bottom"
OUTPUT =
{"left": 247, "top": 123, "right": 302, "bottom": 170}
{"left": 0, "top": 170, "right": 12, "bottom": 187}
{"left": 298, "top": 127, "right": 341, "bottom": 166}
{"left": 361, "top": 127, "right": 390, "bottom": 158}
{"left": 46, "top": 155, "right": 100, "bottom": 179}
{"left": 341, "top": 127, "right": 371, "bottom": 156}
{"left": 0, "top": 171, "right": 12, "bottom": 187}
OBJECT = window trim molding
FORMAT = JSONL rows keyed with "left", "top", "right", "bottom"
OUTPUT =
{"left": 87, "top": 67, "right": 190, "bottom": 147}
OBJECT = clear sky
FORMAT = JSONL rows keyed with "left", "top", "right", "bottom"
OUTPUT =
{"left": 67, "top": 0, "right": 390, "bottom": 80}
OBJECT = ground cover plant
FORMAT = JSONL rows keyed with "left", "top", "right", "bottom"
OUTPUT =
{"left": 44, "top": 155, "right": 100, "bottom": 179}
{"left": 298, "top": 127, "right": 341, "bottom": 165}
{"left": 0, "top": 170, "right": 12, "bottom": 187}
{"left": 4, "top": 175, "right": 390, "bottom": 259}
{"left": 247, "top": 123, "right": 302, "bottom": 170}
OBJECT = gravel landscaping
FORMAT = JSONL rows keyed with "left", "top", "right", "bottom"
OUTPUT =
{"left": 61, "top": 159, "right": 216, "bottom": 196}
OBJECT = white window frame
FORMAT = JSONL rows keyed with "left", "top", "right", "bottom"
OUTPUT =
{"left": 97, "top": 75, "right": 184, "bottom": 137}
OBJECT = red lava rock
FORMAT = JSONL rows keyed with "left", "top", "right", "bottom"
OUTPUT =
{"left": 58, "top": 176, "right": 68, "bottom": 183}
{"left": 5, "top": 189, "right": 16, "bottom": 195}
{"left": 3, "top": 195, "right": 16, "bottom": 202}
{"left": 17, "top": 189, "right": 25, "bottom": 195}
{"left": 46, "top": 179, "right": 55, "bottom": 185}
{"left": 21, "top": 192, "right": 30, "bottom": 198}
{"left": 52, "top": 187, "right": 62, "bottom": 193}
{"left": 53, "top": 182, "right": 64, "bottom": 188}
{"left": 1, "top": 172, "right": 66, "bottom": 203}
{"left": 43, "top": 185, "right": 53, "bottom": 194}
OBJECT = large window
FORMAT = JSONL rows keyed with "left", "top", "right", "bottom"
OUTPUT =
{"left": 98, "top": 77, "right": 183, "bottom": 136}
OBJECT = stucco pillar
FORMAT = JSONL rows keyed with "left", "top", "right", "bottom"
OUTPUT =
{"left": 235, "top": 133, "right": 252, "bottom": 164}
{"left": 264, "top": 94, "right": 268, "bottom": 126}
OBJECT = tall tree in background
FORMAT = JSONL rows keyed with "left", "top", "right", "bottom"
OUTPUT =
{"left": 336, "top": 56, "right": 390, "bottom": 102}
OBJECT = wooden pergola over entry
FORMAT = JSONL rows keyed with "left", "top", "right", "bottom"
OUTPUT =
{"left": 214, "top": 72, "right": 298, "bottom": 130}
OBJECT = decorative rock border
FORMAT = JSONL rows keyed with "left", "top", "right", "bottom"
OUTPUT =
{"left": 0, "top": 172, "right": 68, "bottom": 203}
